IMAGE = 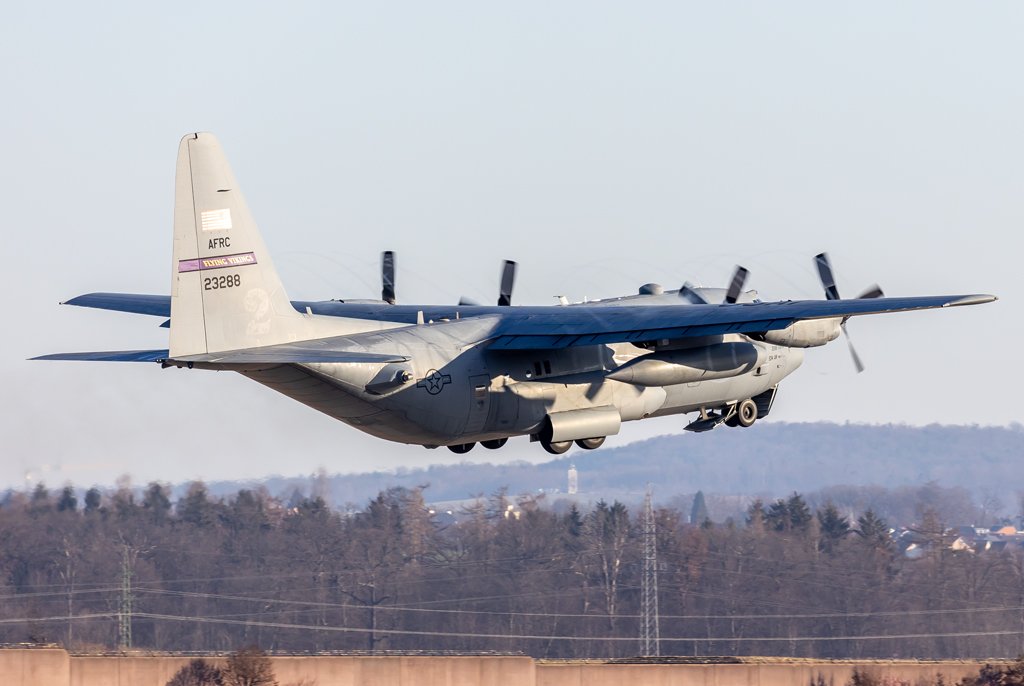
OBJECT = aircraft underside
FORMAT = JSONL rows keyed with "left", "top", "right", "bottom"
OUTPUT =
{"left": 236, "top": 338, "right": 804, "bottom": 455}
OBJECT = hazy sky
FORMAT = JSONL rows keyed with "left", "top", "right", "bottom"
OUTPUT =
{"left": 1, "top": 3, "right": 1020, "bottom": 490}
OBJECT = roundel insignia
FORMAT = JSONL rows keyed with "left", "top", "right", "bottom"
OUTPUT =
{"left": 417, "top": 369, "right": 452, "bottom": 395}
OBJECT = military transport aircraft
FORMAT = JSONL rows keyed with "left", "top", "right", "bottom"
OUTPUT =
{"left": 35, "top": 133, "right": 996, "bottom": 455}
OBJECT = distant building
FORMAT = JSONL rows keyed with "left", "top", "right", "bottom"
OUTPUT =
{"left": 568, "top": 464, "right": 578, "bottom": 495}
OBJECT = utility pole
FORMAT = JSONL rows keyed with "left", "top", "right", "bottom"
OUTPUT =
{"left": 118, "top": 544, "right": 133, "bottom": 650}
{"left": 640, "top": 484, "right": 660, "bottom": 657}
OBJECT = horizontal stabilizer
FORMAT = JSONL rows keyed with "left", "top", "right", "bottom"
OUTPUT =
{"left": 32, "top": 349, "right": 170, "bottom": 362}
{"left": 63, "top": 293, "right": 171, "bottom": 317}
{"left": 175, "top": 347, "right": 409, "bottom": 365}
{"left": 34, "top": 346, "right": 406, "bottom": 365}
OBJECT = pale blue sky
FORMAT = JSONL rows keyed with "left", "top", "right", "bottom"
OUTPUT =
{"left": 1, "top": 3, "right": 1020, "bottom": 489}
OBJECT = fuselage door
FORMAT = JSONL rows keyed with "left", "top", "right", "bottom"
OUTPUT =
{"left": 464, "top": 374, "right": 491, "bottom": 435}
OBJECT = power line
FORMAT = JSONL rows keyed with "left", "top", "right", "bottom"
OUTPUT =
{"left": 128, "top": 612, "right": 1024, "bottom": 644}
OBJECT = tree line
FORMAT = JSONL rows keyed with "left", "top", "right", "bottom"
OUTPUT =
{"left": 0, "top": 481, "right": 1021, "bottom": 659}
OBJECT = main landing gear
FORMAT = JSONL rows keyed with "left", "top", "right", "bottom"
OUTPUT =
{"left": 448, "top": 437, "right": 509, "bottom": 454}
{"left": 539, "top": 435, "right": 606, "bottom": 454}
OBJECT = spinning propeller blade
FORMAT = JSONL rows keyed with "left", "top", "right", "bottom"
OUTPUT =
{"left": 678, "top": 282, "right": 708, "bottom": 305}
{"left": 857, "top": 284, "right": 884, "bottom": 300}
{"left": 814, "top": 252, "right": 882, "bottom": 373}
{"left": 841, "top": 322, "right": 865, "bottom": 374}
{"left": 724, "top": 266, "right": 749, "bottom": 304}
{"left": 381, "top": 251, "right": 396, "bottom": 304}
{"left": 498, "top": 260, "right": 517, "bottom": 306}
{"left": 814, "top": 252, "right": 841, "bottom": 301}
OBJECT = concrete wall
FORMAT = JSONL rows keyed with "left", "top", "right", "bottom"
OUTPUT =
{"left": 0, "top": 649, "right": 995, "bottom": 686}
{"left": 536, "top": 662, "right": 984, "bottom": 686}
{"left": 0, "top": 649, "right": 69, "bottom": 686}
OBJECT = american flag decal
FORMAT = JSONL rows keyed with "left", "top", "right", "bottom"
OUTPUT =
{"left": 200, "top": 208, "right": 232, "bottom": 231}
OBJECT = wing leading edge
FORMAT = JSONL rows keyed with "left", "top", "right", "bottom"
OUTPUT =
{"left": 486, "top": 294, "right": 996, "bottom": 350}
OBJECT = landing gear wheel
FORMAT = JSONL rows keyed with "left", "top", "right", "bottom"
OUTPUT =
{"left": 575, "top": 437, "right": 605, "bottom": 450}
{"left": 736, "top": 398, "right": 758, "bottom": 428}
{"left": 724, "top": 411, "right": 740, "bottom": 428}
{"left": 481, "top": 438, "right": 508, "bottom": 450}
{"left": 448, "top": 442, "right": 475, "bottom": 454}
{"left": 541, "top": 440, "right": 572, "bottom": 455}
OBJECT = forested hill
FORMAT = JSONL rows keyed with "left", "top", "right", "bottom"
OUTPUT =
{"left": 208, "top": 422, "right": 1023, "bottom": 506}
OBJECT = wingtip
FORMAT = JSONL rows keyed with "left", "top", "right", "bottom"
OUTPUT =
{"left": 945, "top": 294, "right": 998, "bottom": 307}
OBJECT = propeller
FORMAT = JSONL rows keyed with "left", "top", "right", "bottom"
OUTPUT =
{"left": 498, "top": 260, "right": 517, "bottom": 306}
{"left": 724, "top": 266, "right": 750, "bottom": 304}
{"left": 678, "top": 265, "right": 750, "bottom": 305}
{"left": 813, "top": 252, "right": 884, "bottom": 373}
{"left": 678, "top": 282, "right": 708, "bottom": 305}
{"left": 381, "top": 251, "right": 396, "bottom": 305}
{"left": 456, "top": 259, "right": 517, "bottom": 307}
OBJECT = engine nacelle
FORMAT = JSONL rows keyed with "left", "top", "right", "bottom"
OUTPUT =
{"left": 762, "top": 318, "right": 842, "bottom": 348}
{"left": 607, "top": 342, "right": 764, "bottom": 387}
{"left": 543, "top": 406, "right": 622, "bottom": 443}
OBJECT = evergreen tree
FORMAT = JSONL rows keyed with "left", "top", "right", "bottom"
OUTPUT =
{"left": 690, "top": 490, "right": 710, "bottom": 525}
{"left": 816, "top": 502, "right": 850, "bottom": 553}
{"left": 56, "top": 486, "right": 77, "bottom": 513}
{"left": 29, "top": 483, "right": 50, "bottom": 515}
{"left": 856, "top": 509, "right": 891, "bottom": 548}
{"left": 178, "top": 482, "right": 217, "bottom": 528}
{"left": 83, "top": 487, "right": 102, "bottom": 513}
{"left": 143, "top": 482, "right": 172, "bottom": 523}
{"left": 786, "top": 493, "right": 812, "bottom": 531}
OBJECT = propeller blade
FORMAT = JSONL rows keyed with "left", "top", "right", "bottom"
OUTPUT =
{"left": 857, "top": 284, "right": 884, "bottom": 299}
{"left": 679, "top": 282, "right": 708, "bottom": 305}
{"left": 458, "top": 296, "right": 481, "bottom": 306}
{"left": 498, "top": 260, "right": 517, "bottom": 307}
{"left": 381, "top": 251, "right": 396, "bottom": 305}
{"left": 814, "top": 252, "right": 841, "bottom": 301}
{"left": 724, "top": 266, "right": 749, "bottom": 304}
{"left": 840, "top": 321, "right": 865, "bottom": 373}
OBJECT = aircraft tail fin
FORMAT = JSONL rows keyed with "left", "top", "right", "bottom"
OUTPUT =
{"left": 170, "top": 133, "right": 341, "bottom": 357}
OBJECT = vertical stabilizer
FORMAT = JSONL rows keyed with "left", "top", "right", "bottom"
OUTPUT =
{"left": 170, "top": 133, "right": 310, "bottom": 357}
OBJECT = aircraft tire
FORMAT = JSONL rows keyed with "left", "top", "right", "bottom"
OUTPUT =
{"left": 736, "top": 399, "right": 758, "bottom": 427}
{"left": 724, "top": 412, "right": 740, "bottom": 428}
{"left": 481, "top": 438, "right": 508, "bottom": 450}
{"left": 541, "top": 440, "right": 572, "bottom": 455}
{"left": 448, "top": 442, "right": 476, "bottom": 454}
{"left": 575, "top": 437, "right": 605, "bottom": 450}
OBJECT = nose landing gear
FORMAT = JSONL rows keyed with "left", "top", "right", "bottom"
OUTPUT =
{"left": 726, "top": 398, "right": 758, "bottom": 428}
{"left": 689, "top": 398, "right": 760, "bottom": 432}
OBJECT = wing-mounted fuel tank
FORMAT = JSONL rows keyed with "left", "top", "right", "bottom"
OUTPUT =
{"left": 760, "top": 318, "right": 842, "bottom": 348}
{"left": 607, "top": 341, "right": 765, "bottom": 387}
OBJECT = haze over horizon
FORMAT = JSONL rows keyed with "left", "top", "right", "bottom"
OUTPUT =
{"left": 2, "top": 3, "right": 1020, "bottom": 489}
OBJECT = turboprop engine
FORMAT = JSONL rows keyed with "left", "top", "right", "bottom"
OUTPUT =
{"left": 607, "top": 342, "right": 765, "bottom": 387}
{"left": 761, "top": 318, "right": 842, "bottom": 348}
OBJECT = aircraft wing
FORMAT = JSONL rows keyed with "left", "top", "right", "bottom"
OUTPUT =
{"left": 486, "top": 294, "right": 995, "bottom": 350}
